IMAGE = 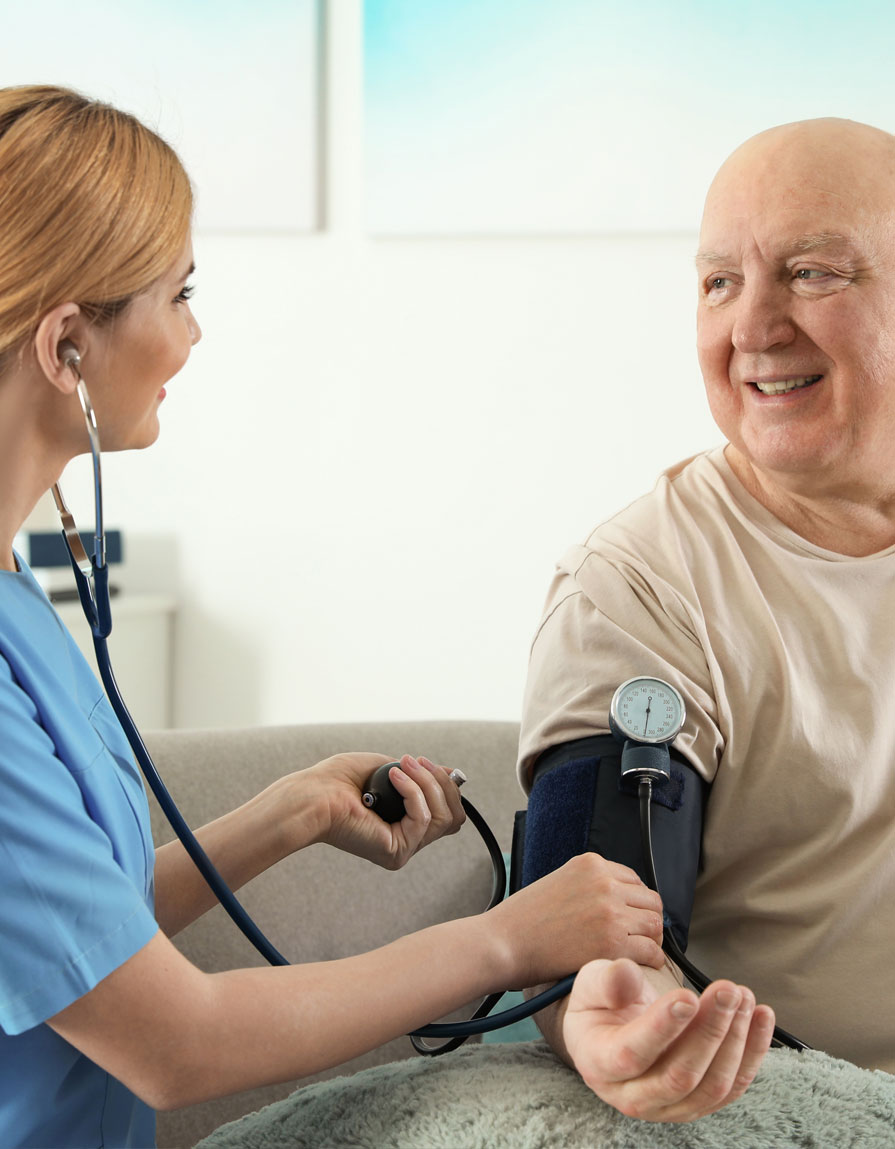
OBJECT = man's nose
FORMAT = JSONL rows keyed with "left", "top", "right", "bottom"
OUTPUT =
{"left": 732, "top": 281, "right": 796, "bottom": 354}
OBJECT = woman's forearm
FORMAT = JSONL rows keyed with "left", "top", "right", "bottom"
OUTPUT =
{"left": 190, "top": 913, "right": 513, "bottom": 1102}
{"left": 152, "top": 751, "right": 461, "bottom": 937}
{"left": 51, "top": 911, "right": 514, "bottom": 1110}
{"left": 153, "top": 772, "right": 322, "bottom": 936}
{"left": 51, "top": 853, "right": 664, "bottom": 1109}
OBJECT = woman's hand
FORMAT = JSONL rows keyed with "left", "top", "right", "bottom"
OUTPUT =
{"left": 487, "top": 853, "right": 665, "bottom": 990}
{"left": 302, "top": 751, "right": 466, "bottom": 870}
{"left": 563, "top": 958, "right": 774, "bottom": 1122}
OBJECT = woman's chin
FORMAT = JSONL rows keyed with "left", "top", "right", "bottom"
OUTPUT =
{"left": 107, "top": 420, "right": 162, "bottom": 453}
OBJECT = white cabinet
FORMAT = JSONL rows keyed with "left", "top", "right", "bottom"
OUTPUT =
{"left": 53, "top": 594, "right": 177, "bottom": 729}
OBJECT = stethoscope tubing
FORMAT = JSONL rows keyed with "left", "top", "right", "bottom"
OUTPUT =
{"left": 62, "top": 510, "right": 806, "bottom": 1055}
{"left": 51, "top": 355, "right": 581, "bottom": 1048}
{"left": 54, "top": 353, "right": 809, "bottom": 1057}
{"left": 66, "top": 530, "right": 571, "bottom": 1043}
{"left": 89, "top": 615, "right": 291, "bottom": 968}
{"left": 54, "top": 356, "right": 292, "bottom": 967}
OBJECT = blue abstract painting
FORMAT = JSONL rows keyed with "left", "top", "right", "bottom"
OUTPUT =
{"left": 365, "top": 0, "right": 895, "bottom": 234}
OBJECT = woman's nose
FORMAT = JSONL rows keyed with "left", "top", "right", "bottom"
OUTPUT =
{"left": 187, "top": 307, "right": 202, "bottom": 346}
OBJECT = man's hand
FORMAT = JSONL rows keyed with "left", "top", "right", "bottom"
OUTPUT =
{"left": 563, "top": 958, "right": 775, "bottom": 1122}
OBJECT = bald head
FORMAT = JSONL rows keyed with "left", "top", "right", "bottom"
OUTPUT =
{"left": 701, "top": 118, "right": 895, "bottom": 245}
{"left": 724, "top": 117, "right": 895, "bottom": 171}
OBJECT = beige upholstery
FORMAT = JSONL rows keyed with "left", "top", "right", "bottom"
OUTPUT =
{"left": 144, "top": 720, "right": 522, "bottom": 1148}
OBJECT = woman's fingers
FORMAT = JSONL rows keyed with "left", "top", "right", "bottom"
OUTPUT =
{"left": 625, "top": 929, "right": 666, "bottom": 968}
{"left": 419, "top": 756, "right": 466, "bottom": 833}
{"left": 384, "top": 759, "right": 432, "bottom": 839}
{"left": 383, "top": 756, "right": 466, "bottom": 854}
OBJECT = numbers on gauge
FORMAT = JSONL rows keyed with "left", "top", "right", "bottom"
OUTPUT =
{"left": 611, "top": 677, "right": 685, "bottom": 744}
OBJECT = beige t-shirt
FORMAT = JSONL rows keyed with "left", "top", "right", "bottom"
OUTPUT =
{"left": 519, "top": 447, "right": 895, "bottom": 1071}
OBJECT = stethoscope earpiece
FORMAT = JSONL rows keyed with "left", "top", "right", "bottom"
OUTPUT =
{"left": 59, "top": 340, "right": 81, "bottom": 373}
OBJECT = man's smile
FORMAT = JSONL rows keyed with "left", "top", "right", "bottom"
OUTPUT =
{"left": 749, "top": 375, "right": 823, "bottom": 396}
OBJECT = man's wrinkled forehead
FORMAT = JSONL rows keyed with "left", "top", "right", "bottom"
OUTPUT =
{"left": 695, "top": 231, "right": 864, "bottom": 270}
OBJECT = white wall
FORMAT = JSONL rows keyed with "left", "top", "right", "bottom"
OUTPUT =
{"left": 60, "top": 0, "right": 721, "bottom": 729}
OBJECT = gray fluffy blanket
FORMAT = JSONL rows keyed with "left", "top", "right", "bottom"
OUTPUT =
{"left": 196, "top": 1040, "right": 895, "bottom": 1149}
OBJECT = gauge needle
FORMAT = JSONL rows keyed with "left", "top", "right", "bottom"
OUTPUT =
{"left": 643, "top": 696, "right": 652, "bottom": 737}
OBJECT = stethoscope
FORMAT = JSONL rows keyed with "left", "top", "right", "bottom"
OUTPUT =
{"left": 51, "top": 342, "right": 574, "bottom": 1055}
{"left": 53, "top": 346, "right": 807, "bottom": 1055}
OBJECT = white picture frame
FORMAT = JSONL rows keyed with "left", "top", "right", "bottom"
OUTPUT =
{"left": 1, "top": 0, "right": 322, "bottom": 232}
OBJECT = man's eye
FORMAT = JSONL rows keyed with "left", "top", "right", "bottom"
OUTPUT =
{"left": 707, "top": 276, "right": 731, "bottom": 292}
{"left": 795, "top": 268, "right": 824, "bottom": 280}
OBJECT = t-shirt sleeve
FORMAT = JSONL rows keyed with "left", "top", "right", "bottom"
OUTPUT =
{"left": 518, "top": 547, "right": 724, "bottom": 790}
{"left": 0, "top": 659, "right": 159, "bottom": 1035}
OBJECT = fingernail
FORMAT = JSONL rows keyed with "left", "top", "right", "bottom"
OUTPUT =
{"left": 671, "top": 999, "right": 697, "bottom": 1020}
{"left": 737, "top": 989, "right": 755, "bottom": 1015}
{"left": 401, "top": 755, "right": 421, "bottom": 770}
{"left": 716, "top": 989, "right": 740, "bottom": 1011}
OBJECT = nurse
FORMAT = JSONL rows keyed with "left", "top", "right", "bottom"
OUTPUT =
{"left": 0, "top": 86, "right": 669, "bottom": 1148}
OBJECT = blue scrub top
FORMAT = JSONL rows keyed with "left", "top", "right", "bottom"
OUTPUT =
{"left": 0, "top": 559, "right": 159, "bottom": 1148}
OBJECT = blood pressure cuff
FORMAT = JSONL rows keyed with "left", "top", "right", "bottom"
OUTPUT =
{"left": 511, "top": 734, "right": 707, "bottom": 950}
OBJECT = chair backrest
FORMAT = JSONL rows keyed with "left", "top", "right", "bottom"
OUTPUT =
{"left": 145, "top": 719, "right": 523, "bottom": 1148}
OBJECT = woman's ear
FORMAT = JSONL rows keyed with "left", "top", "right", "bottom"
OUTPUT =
{"left": 33, "top": 303, "right": 84, "bottom": 394}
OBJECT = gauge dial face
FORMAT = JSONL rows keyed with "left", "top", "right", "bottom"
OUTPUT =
{"left": 610, "top": 677, "right": 685, "bottom": 744}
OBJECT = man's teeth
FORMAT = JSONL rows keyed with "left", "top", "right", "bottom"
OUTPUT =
{"left": 754, "top": 375, "right": 821, "bottom": 395}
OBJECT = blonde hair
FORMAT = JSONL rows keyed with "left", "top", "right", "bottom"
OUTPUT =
{"left": 0, "top": 85, "right": 193, "bottom": 370}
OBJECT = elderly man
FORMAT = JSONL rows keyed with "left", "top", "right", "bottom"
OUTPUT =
{"left": 519, "top": 117, "right": 895, "bottom": 1121}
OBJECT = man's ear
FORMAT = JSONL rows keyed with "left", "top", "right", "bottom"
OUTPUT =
{"left": 33, "top": 303, "right": 85, "bottom": 394}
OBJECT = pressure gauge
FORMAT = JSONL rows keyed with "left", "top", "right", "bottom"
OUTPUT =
{"left": 609, "top": 677, "right": 685, "bottom": 745}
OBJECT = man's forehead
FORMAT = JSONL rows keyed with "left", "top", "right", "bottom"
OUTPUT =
{"left": 695, "top": 231, "right": 862, "bottom": 267}
{"left": 697, "top": 176, "right": 891, "bottom": 265}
